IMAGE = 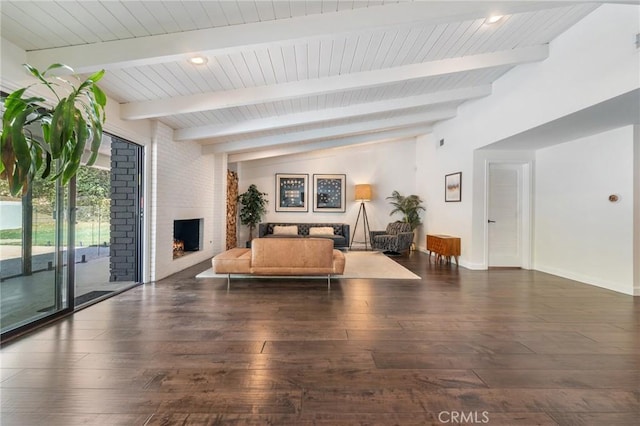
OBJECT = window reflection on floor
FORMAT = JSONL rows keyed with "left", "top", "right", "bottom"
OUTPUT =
{"left": 1, "top": 247, "right": 136, "bottom": 332}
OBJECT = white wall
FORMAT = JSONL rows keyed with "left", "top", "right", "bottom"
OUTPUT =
{"left": 150, "top": 121, "right": 216, "bottom": 281}
{"left": 417, "top": 4, "right": 639, "bottom": 281}
{"left": 235, "top": 138, "right": 419, "bottom": 247}
{"left": 535, "top": 126, "right": 634, "bottom": 295}
{"left": 415, "top": 134, "right": 437, "bottom": 251}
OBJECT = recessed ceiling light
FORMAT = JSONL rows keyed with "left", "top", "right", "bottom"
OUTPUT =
{"left": 189, "top": 56, "right": 207, "bottom": 65}
{"left": 486, "top": 15, "right": 504, "bottom": 24}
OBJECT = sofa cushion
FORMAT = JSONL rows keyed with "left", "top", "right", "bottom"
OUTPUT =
{"left": 212, "top": 248, "right": 251, "bottom": 273}
{"left": 251, "top": 238, "right": 336, "bottom": 274}
{"left": 273, "top": 225, "right": 298, "bottom": 235}
{"left": 309, "top": 226, "right": 334, "bottom": 236}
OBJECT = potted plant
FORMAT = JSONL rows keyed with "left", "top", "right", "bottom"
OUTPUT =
{"left": 1, "top": 63, "right": 107, "bottom": 196}
{"left": 237, "top": 184, "right": 268, "bottom": 246}
{"left": 387, "top": 190, "right": 426, "bottom": 231}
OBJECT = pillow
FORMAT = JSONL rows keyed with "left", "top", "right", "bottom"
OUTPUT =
{"left": 272, "top": 225, "right": 298, "bottom": 236}
{"left": 309, "top": 227, "right": 335, "bottom": 236}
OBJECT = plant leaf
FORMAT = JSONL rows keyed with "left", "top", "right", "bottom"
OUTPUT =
{"left": 62, "top": 110, "right": 88, "bottom": 183}
{"left": 49, "top": 97, "right": 75, "bottom": 159}
{"left": 41, "top": 151, "right": 52, "bottom": 179}
{"left": 85, "top": 122, "right": 102, "bottom": 166}
{"left": 43, "top": 63, "right": 74, "bottom": 75}
{"left": 23, "top": 64, "right": 60, "bottom": 100}
{"left": 87, "top": 69, "right": 105, "bottom": 84}
{"left": 91, "top": 84, "right": 107, "bottom": 107}
{"left": 1, "top": 63, "right": 106, "bottom": 195}
{"left": 10, "top": 111, "right": 32, "bottom": 171}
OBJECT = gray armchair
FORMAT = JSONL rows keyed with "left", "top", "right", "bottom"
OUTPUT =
{"left": 370, "top": 222, "right": 414, "bottom": 254}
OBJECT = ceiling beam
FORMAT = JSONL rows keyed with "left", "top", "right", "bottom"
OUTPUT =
{"left": 226, "top": 125, "right": 433, "bottom": 163}
{"left": 174, "top": 85, "right": 491, "bottom": 141}
{"left": 122, "top": 45, "right": 545, "bottom": 120}
{"left": 202, "top": 109, "right": 456, "bottom": 155}
{"left": 25, "top": 1, "right": 561, "bottom": 73}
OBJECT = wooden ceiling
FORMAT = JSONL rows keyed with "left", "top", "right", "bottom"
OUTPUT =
{"left": 1, "top": 1, "right": 602, "bottom": 161}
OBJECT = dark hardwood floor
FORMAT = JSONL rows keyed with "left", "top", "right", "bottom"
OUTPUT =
{"left": 1, "top": 251, "right": 638, "bottom": 425}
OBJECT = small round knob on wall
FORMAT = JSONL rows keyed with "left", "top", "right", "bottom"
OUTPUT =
{"left": 608, "top": 194, "right": 620, "bottom": 203}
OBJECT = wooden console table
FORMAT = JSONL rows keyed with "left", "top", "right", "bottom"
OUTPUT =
{"left": 426, "top": 234, "right": 461, "bottom": 265}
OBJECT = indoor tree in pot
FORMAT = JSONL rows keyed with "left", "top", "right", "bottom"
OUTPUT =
{"left": 1, "top": 63, "right": 107, "bottom": 196}
{"left": 237, "top": 184, "right": 268, "bottom": 246}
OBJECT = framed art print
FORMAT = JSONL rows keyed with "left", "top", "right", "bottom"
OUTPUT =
{"left": 445, "top": 172, "right": 462, "bottom": 202}
{"left": 313, "top": 174, "right": 346, "bottom": 212}
{"left": 275, "top": 173, "right": 308, "bottom": 212}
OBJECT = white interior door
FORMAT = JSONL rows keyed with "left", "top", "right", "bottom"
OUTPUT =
{"left": 488, "top": 163, "right": 523, "bottom": 267}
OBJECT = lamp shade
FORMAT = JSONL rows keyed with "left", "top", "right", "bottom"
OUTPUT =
{"left": 354, "top": 184, "right": 372, "bottom": 201}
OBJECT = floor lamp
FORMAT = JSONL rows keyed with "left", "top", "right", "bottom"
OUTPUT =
{"left": 350, "top": 184, "right": 372, "bottom": 250}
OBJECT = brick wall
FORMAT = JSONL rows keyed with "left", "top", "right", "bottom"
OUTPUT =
{"left": 109, "top": 137, "right": 141, "bottom": 282}
{"left": 150, "top": 121, "right": 218, "bottom": 281}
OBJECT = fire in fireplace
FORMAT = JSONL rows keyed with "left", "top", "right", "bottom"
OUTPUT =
{"left": 173, "top": 239, "right": 185, "bottom": 257}
{"left": 173, "top": 219, "right": 202, "bottom": 259}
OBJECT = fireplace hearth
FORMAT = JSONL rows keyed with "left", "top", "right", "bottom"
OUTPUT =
{"left": 173, "top": 219, "right": 203, "bottom": 259}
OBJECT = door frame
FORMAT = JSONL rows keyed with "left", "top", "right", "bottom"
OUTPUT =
{"left": 484, "top": 160, "right": 533, "bottom": 269}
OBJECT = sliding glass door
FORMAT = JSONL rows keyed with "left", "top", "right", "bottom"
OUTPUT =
{"left": 0, "top": 132, "right": 143, "bottom": 339}
{"left": 72, "top": 135, "right": 143, "bottom": 307}
{"left": 0, "top": 175, "right": 70, "bottom": 331}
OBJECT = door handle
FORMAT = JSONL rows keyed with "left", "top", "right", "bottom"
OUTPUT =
{"left": 488, "top": 220, "right": 496, "bottom": 223}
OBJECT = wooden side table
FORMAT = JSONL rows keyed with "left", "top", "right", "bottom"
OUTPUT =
{"left": 426, "top": 234, "right": 461, "bottom": 265}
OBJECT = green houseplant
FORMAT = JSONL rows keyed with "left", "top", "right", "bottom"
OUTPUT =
{"left": 237, "top": 184, "right": 268, "bottom": 243}
{"left": 387, "top": 190, "right": 426, "bottom": 231}
{"left": 1, "top": 63, "right": 107, "bottom": 196}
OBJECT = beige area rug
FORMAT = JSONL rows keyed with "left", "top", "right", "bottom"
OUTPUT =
{"left": 196, "top": 251, "right": 421, "bottom": 280}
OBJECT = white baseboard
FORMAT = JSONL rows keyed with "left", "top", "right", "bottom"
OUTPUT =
{"left": 416, "top": 249, "right": 635, "bottom": 295}
{"left": 535, "top": 265, "right": 634, "bottom": 296}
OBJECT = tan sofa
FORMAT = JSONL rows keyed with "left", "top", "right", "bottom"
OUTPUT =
{"left": 212, "top": 238, "right": 346, "bottom": 288}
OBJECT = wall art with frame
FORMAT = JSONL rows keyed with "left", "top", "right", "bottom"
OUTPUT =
{"left": 313, "top": 174, "right": 346, "bottom": 212}
{"left": 445, "top": 172, "right": 462, "bottom": 202}
{"left": 275, "top": 173, "right": 308, "bottom": 212}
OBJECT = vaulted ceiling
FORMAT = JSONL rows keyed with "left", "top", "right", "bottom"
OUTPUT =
{"left": 1, "top": 1, "right": 606, "bottom": 162}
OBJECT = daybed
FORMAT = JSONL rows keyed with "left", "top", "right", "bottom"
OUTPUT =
{"left": 212, "top": 237, "right": 346, "bottom": 288}
{"left": 258, "top": 222, "right": 350, "bottom": 248}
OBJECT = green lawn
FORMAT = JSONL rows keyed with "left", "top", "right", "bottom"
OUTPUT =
{"left": 0, "top": 222, "right": 110, "bottom": 246}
